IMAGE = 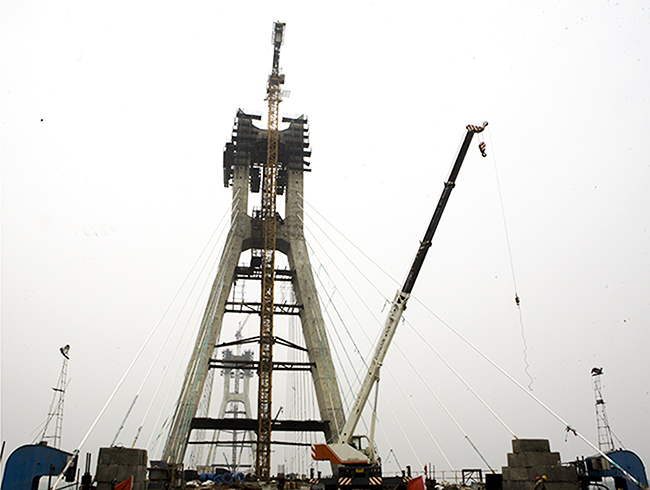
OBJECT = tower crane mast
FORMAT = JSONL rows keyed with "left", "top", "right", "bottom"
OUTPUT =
{"left": 256, "top": 20, "right": 286, "bottom": 481}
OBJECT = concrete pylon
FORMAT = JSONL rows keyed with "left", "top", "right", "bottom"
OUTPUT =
{"left": 162, "top": 111, "right": 345, "bottom": 466}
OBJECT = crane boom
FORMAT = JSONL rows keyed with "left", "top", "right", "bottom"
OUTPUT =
{"left": 322, "top": 122, "right": 488, "bottom": 456}
{"left": 402, "top": 122, "right": 488, "bottom": 295}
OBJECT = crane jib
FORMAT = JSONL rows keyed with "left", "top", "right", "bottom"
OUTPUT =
{"left": 402, "top": 122, "right": 487, "bottom": 295}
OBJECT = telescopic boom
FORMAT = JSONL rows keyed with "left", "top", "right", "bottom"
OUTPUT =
{"left": 334, "top": 121, "right": 488, "bottom": 447}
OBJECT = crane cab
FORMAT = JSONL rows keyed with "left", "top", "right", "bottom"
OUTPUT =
{"left": 350, "top": 435, "right": 374, "bottom": 459}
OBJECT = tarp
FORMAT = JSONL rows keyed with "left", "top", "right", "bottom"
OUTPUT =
{"left": 408, "top": 475, "right": 425, "bottom": 490}
{"left": 114, "top": 476, "right": 133, "bottom": 490}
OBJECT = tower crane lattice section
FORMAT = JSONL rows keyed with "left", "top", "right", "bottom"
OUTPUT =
{"left": 257, "top": 21, "right": 285, "bottom": 481}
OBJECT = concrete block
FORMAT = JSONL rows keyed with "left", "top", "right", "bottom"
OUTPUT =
{"left": 98, "top": 447, "right": 147, "bottom": 466}
{"left": 503, "top": 480, "right": 534, "bottom": 490}
{"left": 114, "top": 465, "right": 147, "bottom": 482}
{"left": 507, "top": 452, "right": 561, "bottom": 468}
{"left": 95, "top": 447, "right": 148, "bottom": 490}
{"left": 503, "top": 467, "right": 530, "bottom": 481}
{"left": 531, "top": 452, "right": 562, "bottom": 466}
{"left": 95, "top": 465, "right": 117, "bottom": 482}
{"left": 97, "top": 464, "right": 145, "bottom": 480}
{"left": 512, "top": 440, "right": 551, "bottom": 454}
{"left": 528, "top": 466, "right": 577, "bottom": 482}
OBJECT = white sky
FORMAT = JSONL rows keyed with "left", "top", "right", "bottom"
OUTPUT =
{"left": 2, "top": 0, "right": 649, "bottom": 480}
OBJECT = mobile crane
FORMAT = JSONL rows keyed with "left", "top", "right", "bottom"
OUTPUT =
{"left": 312, "top": 122, "right": 488, "bottom": 489}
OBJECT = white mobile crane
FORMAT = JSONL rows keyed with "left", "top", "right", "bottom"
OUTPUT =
{"left": 312, "top": 122, "right": 488, "bottom": 488}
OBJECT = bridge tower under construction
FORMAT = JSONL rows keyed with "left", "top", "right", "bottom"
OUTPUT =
{"left": 162, "top": 106, "right": 345, "bottom": 471}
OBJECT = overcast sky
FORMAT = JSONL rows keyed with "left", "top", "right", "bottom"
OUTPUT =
{"left": 2, "top": 0, "right": 649, "bottom": 480}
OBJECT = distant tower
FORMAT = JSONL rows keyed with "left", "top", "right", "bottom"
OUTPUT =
{"left": 215, "top": 347, "right": 255, "bottom": 471}
{"left": 591, "top": 367, "right": 615, "bottom": 453}
{"left": 38, "top": 345, "right": 70, "bottom": 449}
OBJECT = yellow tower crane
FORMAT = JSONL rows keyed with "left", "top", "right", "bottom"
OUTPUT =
{"left": 256, "top": 20, "right": 286, "bottom": 481}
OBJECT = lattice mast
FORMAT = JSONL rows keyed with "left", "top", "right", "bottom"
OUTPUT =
{"left": 257, "top": 21, "right": 286, "bottom": 480}
{"left": 38, "top": 345, "right": 70, "bottom": 449}
{"left": 591, "top": 367, "right": 615, "bottom": 453}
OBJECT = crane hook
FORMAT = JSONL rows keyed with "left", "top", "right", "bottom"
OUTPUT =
{"left": 479, "top": 142, "right": 487, "bottom": 158}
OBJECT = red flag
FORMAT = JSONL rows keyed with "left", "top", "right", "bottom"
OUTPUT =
{"left": 114, "top": 476, "right": 133, "bottom": 490}
{"left": 408, "top": 476, "right": 425, "bottom": 490}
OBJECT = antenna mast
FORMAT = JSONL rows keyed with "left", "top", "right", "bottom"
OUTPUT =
{"left": 591, "top": 367, "right": 615, "bottom": 453}
{"left": 38, "top": 344, "right": 70, "bottom": 449}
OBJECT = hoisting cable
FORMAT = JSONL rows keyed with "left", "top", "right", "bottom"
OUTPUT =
{"left": 299, "top": 195, "right": 400, "bottom": 289}
{"left": 300, "top": 207, "right": 385, "bottom": 437}
{"left": 299, "top": 158, "right": 646, "bottom": 488}
{"left": 385, "top": 449, "right": 402, "bottom": 473}
{"left": 303, "top": 203, "right": 497, "bottom": 470}
{"left": 303, "top": 181, "right": 500, "bottom": 470}
{"left": 116, "top": 192, "right": 235, "bottom": 447}
{"left": 308, "top": 259, "right": 409, "bottom": 465}
{"left": 302, "top": 217, "right": 406, "bottom": 439}
{"left": 376, "top": 387, "right": 425, "bottom": 470}
{"left": 301, "top": 201, "right": 472, "bottom": 466}
{"left": 293, "top": 221, "right": 351, "bottom": 439}
{"left": 136, "top": 269, "right": 224, "bottom": 452}
{"left": 413, "top": 298, "right": 648, "bottom": 490}
{"left": 390, "top": 331, "right": 496, "bottom": 472}
{"left": 303, "top": 191, "right": 500, "bottom": 471}
{"left": 300, "top": 213, "right": 389, "bottom": 365}
{"left": 303, "top": 225, "right": 372, "bottom": 371}
{"left": 50, "top": 317, "right": 165, "bottom": 488}
{"left": 138, "top": 268, "right": 220, "bottom": 450}
{"left": 133, "top": 204, "right": 236, "bottom": 448}
{"left": 167, "top": 221, "right": 242, "bottom": 462}
{"left": 304, "top": 236, "right": 369, "bottom": 371}
{"left": 299, "top": 216, "right": 419, "bottom": 455}
{"left": 309, "top": 259, "right": 368, "bottom": 410}
{"left": 299, "top": 204, "right": 391, "bottom": 299}
{"left": 404, "top": 317, "right": 516, "bottom": 441}
{"left": 300, "top": 208, "right": 401, "bottom": 354}
{"left": 487, "top": 128, "right": 534, "bottom": 391}
{"left": 50, "top": 197, "right": 237, "bottom": 490}
{"left": 380, "top": 356, "right": 451, "bottom": 469}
